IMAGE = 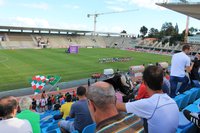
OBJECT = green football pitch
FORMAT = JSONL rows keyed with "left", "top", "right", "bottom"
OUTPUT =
{"left": 0, "top": 48, "right": 171, "bottom": 92}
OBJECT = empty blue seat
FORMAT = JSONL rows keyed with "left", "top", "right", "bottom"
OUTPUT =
{"left": 178, "top": 112, "right": 191, "bottom": 129}
{"left": 193, "top": 98, "right": 200, "bottom": 105}
{"left": 176, "top": 112, "right": 198, "bottom": 133}
{"left": 72, "top": 130, "right": 79, "bottom": 133}
{"left": 52, "top": 110, "right": 61, "bottom": 115}
{"left": 40, "top": 123, "right": 50, "bottom": 129}
{"left": 174, "top": 94, "right": 187, "bottom": 109}
{"left": 189, "top": 88, "right": 199, "bottom": 103}
{"left": 82, "top": 123, "right": 96, "bottom": 133}
{"left": 183, "top": 90, "right": 194, "bottom": 104}
{"left": 192, "top": 88, "right": 200, "bottom": 99}
{"left": 176, "top": 125, "right": 197, "bottom": 133}
{"left": 46, "top": 124, "right": 59, "bottom": 132}
{"left": 41, "top": 118, "right": 53, "bottom": 126}
{"left": 46, "top": 129, "right": 57, "bottom": 133}
{"left": 183, "top": 104, "right": 199, "bottom": 112}
{"left": 180, "top": 94, "right": 191, "bottom": 109}
{"left": 71, "top": 123, "right": 96, "bottom": 133}
{"left": 46, "top": 128, "right": 61, "bottom": 133}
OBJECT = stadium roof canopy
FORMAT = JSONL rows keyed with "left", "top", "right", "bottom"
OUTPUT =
{"left": 156, "top": 2, "right": 200, "bottom": 20}
{"left": 0, "top": 26, "right": 121, "bottom": 36}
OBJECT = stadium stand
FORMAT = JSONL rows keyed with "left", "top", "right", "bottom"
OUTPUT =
{"left": 0, "top": 32, "right": 139, "bottom": 49}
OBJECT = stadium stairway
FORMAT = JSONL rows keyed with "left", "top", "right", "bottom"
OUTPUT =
{"left": 0, "top": 42, "right": 4, "bottom": 49}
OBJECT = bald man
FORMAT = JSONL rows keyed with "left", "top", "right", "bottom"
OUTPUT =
{"left": 0, "top": 96, "right": 33, "bottom": 133}
{"left": 87, "top": 81, "right": 143, "bottom": 133}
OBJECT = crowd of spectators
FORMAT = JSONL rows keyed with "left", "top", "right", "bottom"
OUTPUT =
{"left": 98, "top": 57, "right": 132, "bottom": 63}
{"left": 1, "top": 44, "right": 200, "bottom": 133}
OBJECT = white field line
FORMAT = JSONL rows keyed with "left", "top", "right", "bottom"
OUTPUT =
{"left": 0, "top": 56, "right": 10, "bottom": 69}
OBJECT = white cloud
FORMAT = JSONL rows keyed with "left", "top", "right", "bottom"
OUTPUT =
{"left": 0, "top": 0, "right": 4, "bottom": 6}
{"left": 64, "top": 4, "right": 80, "bottom": 9}
{"left": 20, "top": 2, "right": 49, "bottom": 10}
{"left": 107, "top": 6, "right": 125, "bottom": 11}
{"left": 0, "top": 17, "right": 88, "bottom": 31}
{"left": 11, "top": 17, "right": 50, "bottom": 28}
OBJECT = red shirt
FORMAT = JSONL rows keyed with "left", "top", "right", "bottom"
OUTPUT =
{"left": 165, "top": 75, "right": 170, "bottom": 80}
{"left": 135, "top": 83, "right": 150, "bottom": 100}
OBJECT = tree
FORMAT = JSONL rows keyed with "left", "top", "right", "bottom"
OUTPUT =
{"left": 189, "top": 27, "right": 198, "bottom": 35}
{"left": 160, "top": 22, "right": 176, "bottom": 36}
{"left": 175, "top": 23, "right": 179, "bottom": 34}
{"left": 140, "top": 26, "right": 148, "bottom": 38}
{"left": 148, "top": 28, "right": 159, "bottom": 38}
{"left": 120, "top": 30, "right": 127, "bottom": 34}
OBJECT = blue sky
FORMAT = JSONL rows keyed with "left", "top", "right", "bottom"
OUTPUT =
{"left": 0, "top": 0, "right": 199, "bottom": 35}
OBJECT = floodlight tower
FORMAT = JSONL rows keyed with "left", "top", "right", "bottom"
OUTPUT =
{"left": 87, "top": 9, "right": 138, "bottom": 35}
{"left": 180, "top": 0, "right": 189, "bottom": 43}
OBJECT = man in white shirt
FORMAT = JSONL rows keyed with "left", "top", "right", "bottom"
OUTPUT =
{"left": 116, "top": 66, "right": 179, "bottom": 133}
{"left": 0, "top": 96, "right": 33, "bottom": 133}
{"left": 170, "top": 44, "right": 193, "bottom": 97}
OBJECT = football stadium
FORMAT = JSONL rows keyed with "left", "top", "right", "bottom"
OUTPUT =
{"left": 0, "top": 1, "right": 200, "bottom": 133}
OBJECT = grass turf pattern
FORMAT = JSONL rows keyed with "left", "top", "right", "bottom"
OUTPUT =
{"left": 0, "top": 48, "right": 171, "bottom": 91}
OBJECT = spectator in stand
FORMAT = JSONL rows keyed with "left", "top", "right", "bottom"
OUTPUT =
{"left": 117, "top": 66, "right": 179, "bottom": 133}
{"left": 17, "top": 96, "right": 40, "bottom": 133}
{"left": 87, "top": 81, "right": 143, "bottom": 133}
{"left": 170, "top": 44, "right": 194, "bottom": 97}
{"left": 51, "top": 95, "right": 55, "bottom": 104}
{"left": 164, "top": 69, "right": 170, "bottom": 80}
{"left": 189, "top": 53, "right": 200, "bottom": 87}
{"left": 162, "top": 76, "right": 170, "bottom": 95}
{"left": 40, "top": 95, "right": 46, "bottom": 112}
{"left": 59, "top": 95, "right": 65, "bottom": 105}
{"left": 135, "top": 82, "right": 150, "bottom": 100}
{"left": 53, "top": 101, "right": 61, "bottom": 111}
{"left": 0, "top": 96, "right": 33, "bottom": 133}
{"left": 58, "top": 86, "right": 93, "bottom": 133}
{"left": 47, "top": 96, "right": 52, "bottom": 110}
{"left": 136, "top": 77, "right": 170, "bottom": 100}
{"left": 65, "top": 92, "right": 70, "bottom": 98}
{"left": 60, "top": 95, "right": 73, "bottom": 119}
{"left": 32, "top": 98, "right": 36, "bottom": 111}
{"left": 56, "top": 86, "right": 60, "bottom": 91}
{"left": 41, "top": 90, "right": 47, "bottom": 99}
{"left": 88, "top": 79, "right": 91, "bottom": 87}
{"left": 72, "top": 90, "right": 76, "bottom": 98}
{"left": 36, "top": 99, "right": 40, "bottom": 112}
{"left": 56, "top": 92, "right": 62, "bottom": 100}
{"left": 72, "top": 90, "right": 77, "bottom": 102}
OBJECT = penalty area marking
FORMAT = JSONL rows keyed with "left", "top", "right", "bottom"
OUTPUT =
{"left": 0, "top": 56, "right": 10, "bottom": 69}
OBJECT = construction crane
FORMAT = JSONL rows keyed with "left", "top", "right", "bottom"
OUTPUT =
{"left": 87, "top": 9, "right": 138, "bottom": 35}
